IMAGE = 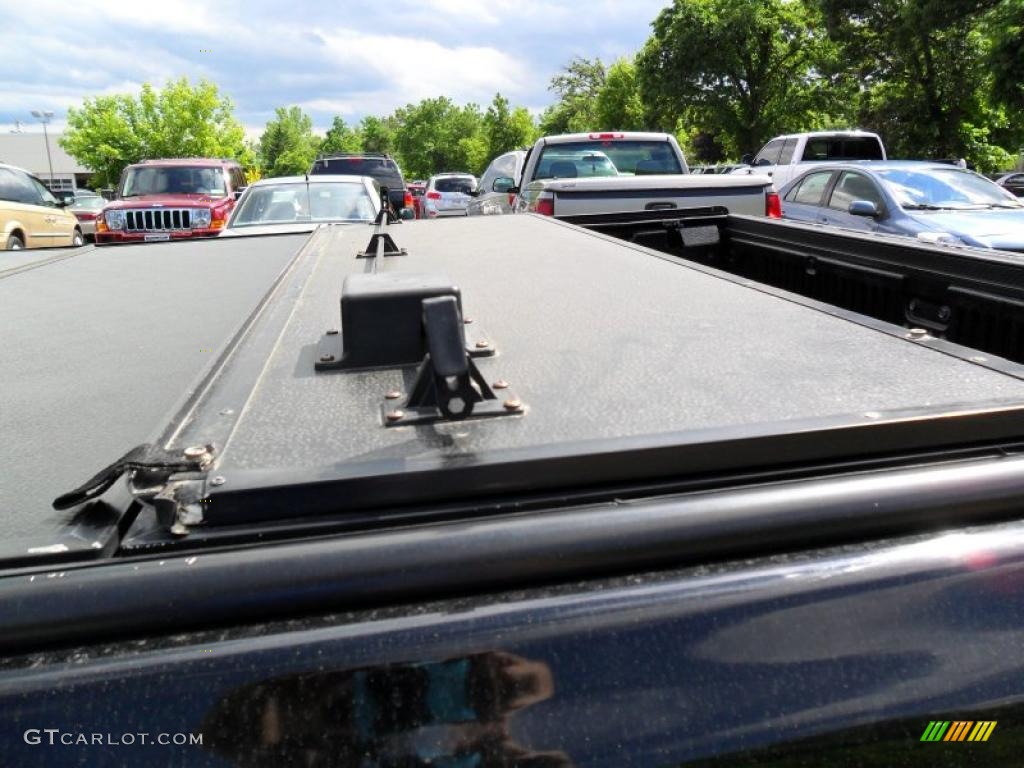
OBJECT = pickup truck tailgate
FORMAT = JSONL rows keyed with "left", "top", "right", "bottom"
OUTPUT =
{"left": 537, "top": 174, "right": 772, "bottom": 217}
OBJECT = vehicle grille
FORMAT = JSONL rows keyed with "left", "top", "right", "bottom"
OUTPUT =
{"left": 124, "top": 209, "right": 193, "bottom": 231}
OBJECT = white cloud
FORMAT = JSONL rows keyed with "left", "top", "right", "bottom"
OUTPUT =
{"left": 0, "top": 0, "right": 672, "bottom": 127}
{"left": 313, "top": 28, "right": 532, "bottom": 110}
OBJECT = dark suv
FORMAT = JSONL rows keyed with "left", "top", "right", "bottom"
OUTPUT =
{"left": 310, "top": 154, "right": 412, "bottom": 217}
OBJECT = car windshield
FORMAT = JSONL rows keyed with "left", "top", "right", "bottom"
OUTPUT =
{"left": 535, "top": 140, "right": 683, "bottom": 179}
{"left": 72, "top": 196, "right": 107, "bottom": 210}
{"left": 877, "top": 168, "right": 1024, "bottom": 209}
{"left": 801, "top": 137, "right": 884, "bottom": 161}
{"left": 121, "top": 166, "right": 227, "bottom": 197}
{"left": 434, "top": 177, "right": 476, "bottom": 193}
{"left": 318, "top": 157, "right": 390, "bottom": 175}
{"left": 230, "top": 181, "right": 376, "bottom": 226}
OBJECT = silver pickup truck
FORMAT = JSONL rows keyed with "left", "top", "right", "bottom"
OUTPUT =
{"left": 504, "top": 132, "right": 776, "bottom": 219}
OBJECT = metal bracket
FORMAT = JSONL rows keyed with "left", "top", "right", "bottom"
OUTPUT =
{"left": 316, "top": 319, "right": 496, "bottom": 371}
{"left": 382, "top": 296, "right": 522, "bottom": 426}
{"left": 356, "top": 186, "right": 407, "bottom": 258}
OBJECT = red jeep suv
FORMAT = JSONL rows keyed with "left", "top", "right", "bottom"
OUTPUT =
{"left": 95, "top": 158, "right": 246, "bottom": 244}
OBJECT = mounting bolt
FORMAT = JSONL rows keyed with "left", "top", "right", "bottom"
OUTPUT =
{"left": 319, "top": 354, "right": 335, "bottom": 362}
{"left": 326, "top": 329, "right": 339, "bottom": 335}
{"left": 503, "top": 398, "right": 523, "bottom": 412}
{"left": 907, "top": 327, "right": 928, "bottom": 339}
{"left": 210, "top": 476, "right": 226, "bottom": 487}
{"left": 475, "top": 340, "right": 490, "bottom": 349}
{"left": 492, "top": 380, "right": 510, "bottom": 389}
{"left": 385, "top": 390, "right": 402, "bottom": 400}
{"left": 386, "top": 410, "right": 405, "bottom": 422}
{"left": 183, "top": 445, "right": 210, "bottom": 461}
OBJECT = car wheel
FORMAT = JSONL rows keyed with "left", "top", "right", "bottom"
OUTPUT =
{"left": 6, "top": 233, "right": 24, "bottom": 250}
{"left": 72, "top": 229, "right": 84, "bottom": 247}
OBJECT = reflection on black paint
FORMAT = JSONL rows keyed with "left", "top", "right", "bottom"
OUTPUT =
{"left": 199, "top": 651, "right": 573, "bottom": 767}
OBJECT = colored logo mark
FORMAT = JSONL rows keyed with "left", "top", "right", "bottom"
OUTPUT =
{"left": 920, "top": 720, "right": 996, "bottom": 742}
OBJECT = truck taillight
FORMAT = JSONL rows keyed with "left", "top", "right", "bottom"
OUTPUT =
{"left": 404, "top": 191, "right": 413, "bottom": 209}
{"left": 535, "top": 194, "right": 554, "bottom": 216}
{"left": 766, "top": 192, "right": 782, "bottom": 219}
{"left": 588, "top": 132, "right": 624, "bottom": 140}
{"left": 426, "top": 191, "right": 441, "bottom": 200}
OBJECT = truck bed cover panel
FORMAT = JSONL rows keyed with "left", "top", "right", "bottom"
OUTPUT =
{"left": 0, "top": 235, "right": 308, "bottom": 545}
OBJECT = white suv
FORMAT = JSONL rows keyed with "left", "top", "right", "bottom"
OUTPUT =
{"left": 422, "top": 173, "right": 478, "bottom": 218}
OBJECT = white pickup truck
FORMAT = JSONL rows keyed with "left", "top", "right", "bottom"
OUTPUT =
{"left": 731, "top": 131, "right": 887, "bottom": 190}
{"left": 508, "top": 132, "right": 776, "bottom": 219}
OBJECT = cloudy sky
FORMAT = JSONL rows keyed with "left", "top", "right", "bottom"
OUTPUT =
{"left": 0, "top": 0, "right": 670, "bottom": 138}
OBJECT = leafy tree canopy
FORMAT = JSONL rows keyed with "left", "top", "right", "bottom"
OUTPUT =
{"left": 60, "top": 78, "right": 250, "bottom": 188}
{"left": 257, "top": 106, "right": 319, "bottom": 177}
{"left": 636, "top": 0, "right": 838, "bottom": 157}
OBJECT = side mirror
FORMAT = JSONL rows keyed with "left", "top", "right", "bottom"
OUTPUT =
{"left": 492, "top": 176, "right": 514, "bottom": 193}
{"left": 848, "top": 200, "right": 879, "bottom": 217}
{"left": 467, "top": 188, "right": 480, "bottom": 197}
{"left": 740, "top": 154, "right": 754, "bottom": 166}
{"left": 234, "top": 187, "right": 247, "bottom": 201}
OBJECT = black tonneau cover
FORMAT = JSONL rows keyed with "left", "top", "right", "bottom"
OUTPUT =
{"left": 4, "top": 215, "right": 1024, "bottom": 569}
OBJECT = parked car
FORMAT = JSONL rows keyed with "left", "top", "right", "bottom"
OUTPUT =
{"left": 512, "top": 132, "right": 776, "bottom": 218}
{"left": 222, "top": 175, "right": 381, "bottom": 236}
{"left": 468, "top": 150, "right": 527, "bottom": 216}
{"left": 422, "top": 172, "right": 478, "bottom": 218}
{"left": 0, "top": 162, "right": 83, "bottom": 250}
{"left": 733, "top": 131, "right": 886, "bottom": 189}
{"left": 95, "top": 158, "right": 247, "bottom": 244}
{"left": 996, "top": 171, "right": 1024, "bottom": 197}
{"left": 310, "top": 154, "right": 413, "bottom": 219}
{"left": 779, "top": 160, "right": 1024, "bottom": 252}
{"left": 406, "top": 180, "right": 426, "bottom": 218}
{"left": 68, "top": 192, "right": 108, "bottom": 241}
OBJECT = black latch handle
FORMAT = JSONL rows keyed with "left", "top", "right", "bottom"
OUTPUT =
{"left": 52, "top": 444, "right": 208, "bottom": 510}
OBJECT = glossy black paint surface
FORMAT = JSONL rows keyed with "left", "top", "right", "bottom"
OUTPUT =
{"left": 3, "top": 521, "right": 1023, "bottom": 766}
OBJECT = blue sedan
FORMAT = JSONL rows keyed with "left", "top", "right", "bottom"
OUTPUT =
{"left": 778, "top": 161, "right": 1024, "bottom": 253}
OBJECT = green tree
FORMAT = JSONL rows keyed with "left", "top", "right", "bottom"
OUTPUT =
{"left": 60, "top": 78, "right": 250, "bottom": 188}
{"left": 987, "top": 0, "right": 1024, "bottom": 113}
{"left": 257, "top": 106, "right": 320, "bottom": 177}
{"left": 392, "top": 97, "right": 486, "bottom": 177}
{"left": 483, "top": 93, "right": 537, "bottom": 159}
{"left": 636, "top": 0, "right": 837, "bottom": 157}
{"left": 539, "top": 57, "right": 606, "bottom": 134}
{"left": 321, "top": 116, "right": 362, "bottom": 154}
{"left": 359, "top": 116, "right": 398, "bottom": 154}
{"left": 818, "top": 0, "right": 1012, "bottom": 169}
{"left": 594, "top": 59, "right": 647, "bottom": 131}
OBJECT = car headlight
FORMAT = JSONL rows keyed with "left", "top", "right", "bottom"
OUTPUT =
{"left": 191, "top": 208, "right": 212, "bottom": 228}
{"left": 104, "top": 210, "right": 125, "bottom": 230}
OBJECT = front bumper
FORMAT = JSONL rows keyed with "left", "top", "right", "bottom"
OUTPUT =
{"left": 95, "top": 228, "right": 223, "bottom": 244}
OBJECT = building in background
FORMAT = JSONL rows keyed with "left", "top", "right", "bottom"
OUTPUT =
{"left": 0, "top": 133, "right": 93, "bottom": 194}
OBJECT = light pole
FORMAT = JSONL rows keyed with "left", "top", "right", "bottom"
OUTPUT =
{"left": 30, "top": 110, "right": 56, "bottom": 185}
